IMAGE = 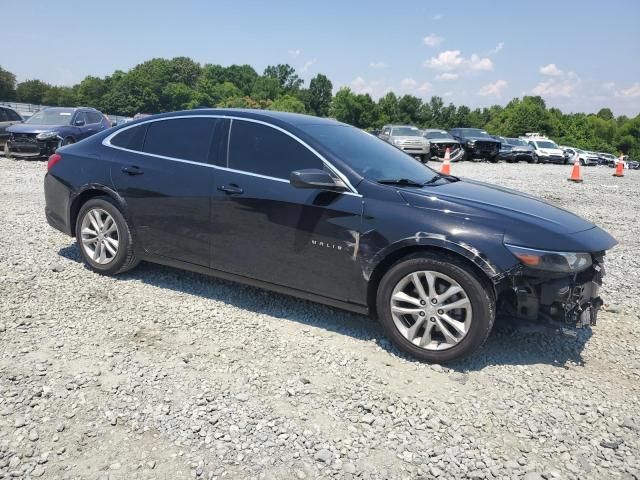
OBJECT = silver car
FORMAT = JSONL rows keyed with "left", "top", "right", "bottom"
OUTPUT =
{"left": 379, "top": 125, "right": 430, "bottom": 162}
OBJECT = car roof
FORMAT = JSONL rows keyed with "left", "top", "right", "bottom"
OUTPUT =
{"left": 423, "top": 129, "right": 449, "bottom": 133}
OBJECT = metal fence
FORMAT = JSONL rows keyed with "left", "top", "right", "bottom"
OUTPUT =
{"left": 0, "top": 101, "right": 132, "bottom": 125}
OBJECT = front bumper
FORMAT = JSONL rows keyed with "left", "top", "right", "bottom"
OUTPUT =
{"left": 500, "top": 254, "right": 608, "bottom": 329}
{"left": 6, "top": 137, "right": 59, "bottom": 158}
{"left": 537, "top": 154, "right": 565, "bottom": 164}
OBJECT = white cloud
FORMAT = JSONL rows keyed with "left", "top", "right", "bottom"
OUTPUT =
{"left": 478, "top": 79, "right": 508, "bottom": 97}
{"left": 424, "top": 50, "right": 464, "bottom": 71}
{"left": 468, "top": 54, "right": 494, "bottom": 71}
{"left": 369, "top": 61, "right": 388, "bottom": 68}
{"left": 488, "top": 42, "right": 504, "bottom": 55}
{"left": 436, "top": 73, "right": 459, "bottom": 81}
{"left": 424, "top": 50, "right": 493, "bottom": 73}
{"left": 349, "top": 76, "right": 382, "bottom": 95}
{"left": 620, "top": 83, "right": 640, "bottom": 98}
{"left": 299, "top": 59, "right": 316, "bottom": 74}
{"left": 531, "top": 79, "right": 577, "bottom": 97}
{"left": 400, "top": 78, "right": 432, "bottom": 96}
{"left": 423, "top": 34, "right": 443, "bottom": 47}
{"left": 433, "top": 13, "right": 443, "bottom": 21}
{"left": 539, "top": 63, "right": 563, "bottom": 76}
{"left": 288, "top": 49, "right": 301, "bottom": 58}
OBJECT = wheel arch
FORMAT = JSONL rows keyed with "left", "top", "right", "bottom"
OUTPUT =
{"left": 366, "top": 244, "right": 498, "bottom": 316}
{"left": 69, "top": 185, "right": 128, "bottom": 237}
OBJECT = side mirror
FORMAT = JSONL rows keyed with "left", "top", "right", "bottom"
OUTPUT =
{"left": 290, "top": 169, "right": 348, "bottom": 192}
{"left": 74, "top": 119, "right": 85, "bottom": 126}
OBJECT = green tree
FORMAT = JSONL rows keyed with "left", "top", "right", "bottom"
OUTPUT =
{"left": 269, "top": 95, "right": 306, "bottom": 113}
{"left": 264, "top": 64, "right": 303, "bottom": 91}
{"left": 0, "top": 65, "right": 16, "bottom": 100}
{"left": 329, "top": 88, "right": 378, "bottom": 128}
{"left": 42, "top": 86, "right": 77, "bottom": 107}
{"left": 307, "top": 74, "right": 333, "bottom": 116}
{"left": 378, "top": 92, "right": 400, "bottom": 126}
{"left": 15, "top": 80, "right": 51, "bottom": 104}
{"left": 397, "top": 95, "right": 422, "bottom": 125}
{"left": 251, "top": 77, "right": 281, "bottom": 101}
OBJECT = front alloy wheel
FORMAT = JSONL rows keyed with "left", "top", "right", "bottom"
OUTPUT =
{"left": 390, "top": 271, "right": 472, "bottom": 350}
{"left": 376, "top": 253, "right": 495, "bottom": 363}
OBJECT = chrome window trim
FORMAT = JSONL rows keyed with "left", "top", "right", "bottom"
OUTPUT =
{"left": 102, "top": 114, "right": 361, "bottom": 196}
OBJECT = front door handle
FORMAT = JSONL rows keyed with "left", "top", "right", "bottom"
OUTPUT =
{"left": 122, "top": 165, "right": 144, "bottom": 175}
{"left": 218, "top": 184, "right": 243, "bottom": 194}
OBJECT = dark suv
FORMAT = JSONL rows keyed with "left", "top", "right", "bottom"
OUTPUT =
{"left": 5, "top": 107, "right": 110, "bottom": 158}
{"left": 44, "top": 109, "right": 616, "bottom": 363}
{"left": 0, "top": 106, "right": 23, "bottom": 147}
{"left": 450, "top": 128, "right": 501, "bottom": 162}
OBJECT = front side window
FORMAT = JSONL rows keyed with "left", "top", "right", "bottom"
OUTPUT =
{"left": 424, "top": 131, "right": 455, "bottom": 140}
{"left": 0, "top": 109, "right": 8, "bottom": 122}
{"left": 143, "top": 117, "right": 220, "bottom": 163}
{"left": 74, "top": 112, "right": 87, "bottom": 125}
{"left": 228, "top": 120, "right": 323, "bottom": 179}
{"left": 86, "top": 111, "right": 103, "bottom": 124}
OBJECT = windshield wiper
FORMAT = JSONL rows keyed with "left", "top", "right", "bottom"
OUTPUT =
{"left": 377, "top": 178, "right": 425, "bottom": 187}
{"left": 423, "top": 173, "right": 460, "bottom": 185}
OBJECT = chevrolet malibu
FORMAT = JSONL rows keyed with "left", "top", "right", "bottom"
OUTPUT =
{"left": 44, "top": 110, "right": 617, "bottom": 363}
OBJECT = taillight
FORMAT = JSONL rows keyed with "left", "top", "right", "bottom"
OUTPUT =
{"left": 47, "top": 153, "right": 62, "bottom": 171}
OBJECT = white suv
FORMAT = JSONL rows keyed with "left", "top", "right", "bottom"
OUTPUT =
{"left": 520, "top": 134, "right": 566, "bottom": 164}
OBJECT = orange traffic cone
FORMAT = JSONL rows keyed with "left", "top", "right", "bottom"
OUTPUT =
{"left": 441, "top": 147, "right": 451, "bottom": 175}
{"left": 567, "top": 157, "right": 583, "bottom": 183}
{"left": 613, "top": 154, "right": 624, "bottom": 177}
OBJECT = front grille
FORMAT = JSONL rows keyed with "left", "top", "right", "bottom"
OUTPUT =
{"left": 397, "top": 139, "right": 427, "bottom": 148}
{"left": 475, "top": 141, "right": 498, "bottom": 152}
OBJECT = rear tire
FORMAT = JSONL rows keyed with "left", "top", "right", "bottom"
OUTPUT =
{"left": 375, "top": 253, "right": 495, "bottom": 363}
{"left": 75, "top": 197, "right": 139, "bottom": 275}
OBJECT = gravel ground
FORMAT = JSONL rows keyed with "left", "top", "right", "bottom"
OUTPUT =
{"left": 1, "top": 157, "right": 639, "bottom": 480}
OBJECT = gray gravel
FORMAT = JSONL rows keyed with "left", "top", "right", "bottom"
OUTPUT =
{"left": 1, "top": 157, "right": 639, "bottom": 480}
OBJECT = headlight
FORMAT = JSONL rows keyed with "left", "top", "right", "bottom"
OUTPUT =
{"left": 505, "top": 244, "right": 592, "bottom": 273}
{"left": 391, "top": 138, "right": 402, "bottom": 145}
{"left": 467, "top": 140, "right": 476, "bottom": 147}
{"left": 36, "top": 131, "right": 59, "bottom": 140}
{"left": 537, "top": 150, "right": 549, "bottom": 156}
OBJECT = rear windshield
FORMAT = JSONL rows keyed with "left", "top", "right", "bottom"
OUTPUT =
{"left": 25, "top": 109, "right": 74, "bottom": 126}
{"left": 507, "top": 138, "right": 528, "bottom": 146}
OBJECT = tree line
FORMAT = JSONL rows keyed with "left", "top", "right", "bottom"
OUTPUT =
{"left": 1, "top": 58, "right": 638, "bottom": 157}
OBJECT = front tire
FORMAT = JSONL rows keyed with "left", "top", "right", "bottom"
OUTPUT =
{"left": 376, "top": 253, "right": 495, "bottom": 363}
{"left": 75, "top": 197, "right": 139, "bottom": 275}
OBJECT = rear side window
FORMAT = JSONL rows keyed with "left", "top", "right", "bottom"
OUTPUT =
{"left": 142, "top": 117, "right": 224, "bottom": 163}
{"left": 0, "top": 109, "right": 8, "bottom": 122}
{"left": 228, "top": 120, "right": 323, "bottom": 179}
{"left": 111, "top": 124, "right": 148, "bottom": 151}
{"left": 7, "top": 109, "right": 21, "bottom": 121}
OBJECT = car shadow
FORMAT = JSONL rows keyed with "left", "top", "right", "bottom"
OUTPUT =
{"left": 58, "top": 244, "right": 591, "bottom": 370}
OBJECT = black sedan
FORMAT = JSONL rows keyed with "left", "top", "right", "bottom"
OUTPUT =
{"left": 44, "top": 109, "right": 617, "bottom": 363}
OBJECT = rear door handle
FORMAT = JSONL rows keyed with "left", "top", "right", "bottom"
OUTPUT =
{"left": 122, "top": 165, "right": 144, "bottom": 175}
{"left": 218, "top": 184, "right": 243, "bottom": 194}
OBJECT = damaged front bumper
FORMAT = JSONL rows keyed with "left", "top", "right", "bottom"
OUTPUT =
{"left": 6, "top": 136, "right": 60, "bottom": 158}
{"left": 499, "top": 253, "right": 607, "bottom": 329}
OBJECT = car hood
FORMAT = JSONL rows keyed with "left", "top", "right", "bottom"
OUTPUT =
{"left": 7, "top": 123, "right": 64, "bottom": 134}
{"left": 398, "top": 178, "right": 617, "bottom": 251}
{"left": 464, "top": 136, "right": 499, "bottom": 143}
{"left": 537, "top": 148, "right": 564, "bottom": 155}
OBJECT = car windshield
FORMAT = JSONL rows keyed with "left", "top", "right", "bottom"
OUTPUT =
{"left": 424, "top": 131, "right": 455, "bottom": 140}
{"left": 507, "top": 138, "right": 528, "bottom": 146}
{"left": 457, "top": 128, "right": 493, "bottom": 139}
{"left": 304, "top": 124, "right": 438, "bottom": 184}
{"left": 26, "top": 109, "right": 74, "bottom": 126}
{"left": 391, "top": 127, "right": 421, "bottom": 136}
{"left": 536, "top": 140, "right": 558, "bottom": 149}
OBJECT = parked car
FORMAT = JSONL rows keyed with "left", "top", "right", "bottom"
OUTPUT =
{"left": 597, "top": 152, "right": 618, "bottom": 167}
{"left": 422, "top": 129, "right": 464, "bottom": 162}
{"left": 521, "top": 134, "right": 565, "bottom": 164}
{"left": 609, "top": 155, "right": 640, "bottom": 170}
{"left": 0, "top": 106, "right": 23, "bottom": 147}
{"left": 44, "top": 109, "right": 617, "bottom": 363}
{"left": 494, "top": 137, "right": 537, "bottom": 163}
{"left": 562, "top": 147, "right": 599, "bottom": 166}
{"left": 5, "top": 107, "right": 111, "bottom": 159}
{"left": 449, "top": 128, "right": 500, "bottom": 162}
{"left": 378, "top": 125, "right": 430, "bottom": 162}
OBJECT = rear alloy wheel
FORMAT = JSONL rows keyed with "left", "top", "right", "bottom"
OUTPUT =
{"left": 376, "top": 254, "right": 494, "bottom": 363}
{"left": 75, "top": 197, "right": 138, "bottom": 275}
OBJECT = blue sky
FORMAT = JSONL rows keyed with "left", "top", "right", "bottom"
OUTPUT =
{"left": 4, "top": 0, "right": 640, "bottom": 115}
